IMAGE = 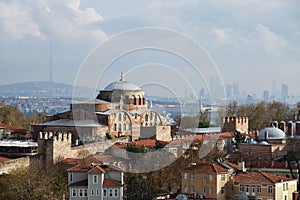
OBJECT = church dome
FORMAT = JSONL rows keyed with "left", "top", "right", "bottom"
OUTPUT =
{"left": 258, "top": 126, "right": 286, "bottom": 139}
{"left": 104, "top": 72, "right": 141, "bottom": 91}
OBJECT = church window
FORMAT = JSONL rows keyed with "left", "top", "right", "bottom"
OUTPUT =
{"left": 118, "top": 123, "right": 122, "bottom": 131}
{"left": 145, "top": 114, "right": 149, "bottom": 121}
{"left": 119, "top": 113, "right": 122, "bottom": 121}
{"left": 124, "top": 123, "right": 126, "bottom": 131}
{"left": 114, "top": 124, "right": 117, "bottom": 131}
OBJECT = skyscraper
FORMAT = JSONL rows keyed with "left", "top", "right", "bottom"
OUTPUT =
{"left": 263, "top": 90, "right": 269, "bottom": 102}
{"left": 281, "top": 83, "right": 288, "bottom": 102}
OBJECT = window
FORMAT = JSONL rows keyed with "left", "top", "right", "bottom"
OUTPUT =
{"left": 123, "top": 123, "right": 126, "bottom": 131}
{"left": 257, "top": 185, "right": 262, "bottom": 193}
{"left": 103, "top": 189, "right": 107, "bottom": 197}
{"left": 209, "top": 187, "right": 213, "bottom": 194}
{"left": 115, "top": 189, "right": 118, "bottom": 197}
{"left": 184, "top": 185, "right": 188, "bottom": 193}
{"left": 72, "top": 188, "right": 77, "bottom": 197}
{"left": 283, "top": 183, "right": 286, "bottom": 191}
{"left": 91, "top": 189, "right": 94, "bottom": 196}
{"left": 123, "top": 114, "right": 126, "bottom": 121}
{"left": 109, "top": 189, "right": 113, "bottom": 197}
{"left": 119, "top": 113, "right": 122, "bottom": 121}
{"left": 69, "top": 172, "right": 73, "bottom": 182}
{"left": 285, "top": 195, "right": 287, "bottom": 200}
{"left": 240, "top": 184, "right": 244, "bottom": 192}
{"left": 191, "top": 173, "right": 194, "bottom": 180}
{"left": 203, "top": 175, "right": 207, "bottom": 181}
{"left": 221, "top": 187, "right": 225, "bottom": 195}
{"left": 93, "top": 175, "right": 98, "bottom": 184}
{"left": 96, "top": 189, "right": 99, "bottom": 196}
{"left": 118, "top": 123, "right": 121, "bottom": 131}
{"left": 286, "top": 183, "right": 289, "bottom": 190}
{"left": 252, "top": 185, "right": 256, "bottom": 193}
{"left": 84, "top": 189, "right": 87, "bottom": 197}
{"left": 114, "top": 123, "right": 117, "bottom": 131}
{"left": 191, "top": 186, "right": 195, "bottom": 193}
{"left": 79, "top": 189, "right": 83, "bottom": 197}
{"left": 246, "top": 185, "right": 249, "bottom": 193}
{"left": 184, "top": 173, "right": 188, "bottom": 179}
{"left": 209, "top": 174, "right": 213, "bottom": 181}
{"left": 268, "top": 186, "right": 273, "bottom": 194}
{"left": 221, "top": 174, "right": 225, "bottom": 180}
{"left": 203, "top": 187, "right": 207, "bottom": 193}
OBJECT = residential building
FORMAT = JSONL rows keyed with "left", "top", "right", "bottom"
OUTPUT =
{"left": 181, "top": 162, "right": 233, "bottom": 200}
{"left": 230, "top": 170, "right": 297, "bottom": 200}
{"left": 67, "top": 163, "right": 124, "bottom": 200}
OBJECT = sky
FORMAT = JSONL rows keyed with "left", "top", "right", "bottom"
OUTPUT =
{"left": 0, "top": 0, "right": 300, "bottom": 98}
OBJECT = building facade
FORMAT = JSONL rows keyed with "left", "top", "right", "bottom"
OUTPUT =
{"left": 68, "top": 163, "right": 124, "bottom": 200}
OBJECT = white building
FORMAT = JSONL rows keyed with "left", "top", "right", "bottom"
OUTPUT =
{"left": 67, "top": 163, "right": 124, "bottom": 200}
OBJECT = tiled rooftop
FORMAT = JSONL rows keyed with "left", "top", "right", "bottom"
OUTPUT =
{"left": 234, "top": 171, "right": 294, "bottom": 184}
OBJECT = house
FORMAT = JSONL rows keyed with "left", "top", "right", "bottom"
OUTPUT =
{"left": 181, "top": 162, "right": 298, "bottom": 200}
{"left": 230, "top": 170, "right": 297, "bottom": 200}
{"left": 181, "top": 162, "right": 234, "bottom": 200}
{"left": 67, "top": 163, "right": 124, "bottom": 200}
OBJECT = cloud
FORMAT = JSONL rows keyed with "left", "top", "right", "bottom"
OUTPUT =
{"left": 0, "top": 1, "right": 43, "bottom": 39}
{"left": 255, "top": 24, "right": 288, "bottom": 56}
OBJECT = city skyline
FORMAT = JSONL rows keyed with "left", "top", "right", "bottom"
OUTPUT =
{"left": 0, "top": 0, "right": 299, "bottom": 97}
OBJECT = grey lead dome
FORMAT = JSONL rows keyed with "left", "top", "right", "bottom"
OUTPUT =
{"left": 103, "top": 71, "right": 142, "bottom": 91}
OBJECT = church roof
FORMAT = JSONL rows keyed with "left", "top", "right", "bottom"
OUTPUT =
{"left": 103, "top": 72, "right": 142, "bottom": 91}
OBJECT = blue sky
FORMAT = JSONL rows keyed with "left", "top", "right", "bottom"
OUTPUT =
{"left": 0, "top": 0, "right": 299, "bottom": 97}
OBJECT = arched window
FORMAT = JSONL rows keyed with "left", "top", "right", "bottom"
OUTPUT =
{"left": 150, "top": 112, "right": 153, "bottom": 120}
{"left": 118, "top": 113, "right": 122, "bottom": 121}
{"left": 145, "top": 114, "right": 149, "bottom": 121}
{"left": 123, "top": 113, "right": 126, "bottom": 121}
{"left": 114, "top": 124, "right": 117, "bottom": 131}
{"left": 123, "top": 123, "right": 126, "bottom": 131}
{"left": 118, "top": 123, "right": 121, "bottom": 131}
{"left": 132, "top": 95, "right": 136, "bottom": 105}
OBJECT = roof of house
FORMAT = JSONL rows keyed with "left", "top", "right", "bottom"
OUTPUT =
{"left": 0, "top": 123, "right": 25, "bottom": 131}
{"left": 183, "top": 163, "right": 229, "bottom": 174}
{"left": 0, "top": 156, "right": 11, "bottom": 162}
{"left": 67, "top": 163, "right": 122, "bottom": 173}
{"left": 69, "top": 179, "right": 88, "bottom": 187}
{"left": 103, "top": 179, "right": 123, "bottom": 187}
{"left": 234, "top": 171, "right": 295, "bottom": 185}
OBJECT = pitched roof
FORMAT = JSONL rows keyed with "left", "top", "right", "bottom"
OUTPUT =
{"left": 234, "top": 171, "right": 295, "bottom": 185}
{"left": 0, "top": 123, "right": 25, "bottom": 131}
{"left": 103, "top": 179, "right": 122, "bottom": 187}
{"left": 67, "top": 163, "right": 122, "bottom": 173}
{"left": 183, "top": 163, "right": 229, "bottom": 174}
{"left": 0, "top": 156, "right": 11, "bottom": 162}
{"left": 69, "top": 179, "right": 88, "bottom": 187}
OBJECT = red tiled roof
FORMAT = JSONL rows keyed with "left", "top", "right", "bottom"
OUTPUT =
{"left": 88, "top": 165, "right": 106, "bottom": 173}
{"left": 184, "top": 163, "right": 228, "bottom": 174}
{"left": 69, "top": 179, "right": 88, "bottom": 187}
{"left": 234, "top": 171, "right": 295, "bottom": 185}
{"left": 224, "top": 161, "right": 239, "bottom": 170}
{"left": 103, "top": 179, "right": 122, "bottom": 187}
{"left": 0, "top": 123, "right": 25, "bottom": 131}
{"left": 0, "top": 156, "right": 11, "bottom": 162}
{"left": 61, "top": 158, "right": 80, "bottom": 165}
{"left": 133, "top": 139, "right": 168, "bottom": 148}
{"left": 67, "top": 163, "right": 122, "bottom": 173}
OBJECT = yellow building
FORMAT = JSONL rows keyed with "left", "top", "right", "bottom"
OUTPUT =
{"left": 181, "top": 162, "right": 233, "bottom": 200}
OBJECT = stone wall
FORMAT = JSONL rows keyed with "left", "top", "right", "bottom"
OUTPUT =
{"left": 0, "top": 156, "right": 30, "bottom": 174}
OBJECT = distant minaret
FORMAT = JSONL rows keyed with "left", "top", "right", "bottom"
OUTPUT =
{"left": 49, "top": 40, "right": 53, "bottom": 82}
{"left": 120, "top": 71, "right": 124, "bottom": 81}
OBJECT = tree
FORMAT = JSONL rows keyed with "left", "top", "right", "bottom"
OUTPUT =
{"left": 125, "top": 174, "right": 155, "bottom": 200}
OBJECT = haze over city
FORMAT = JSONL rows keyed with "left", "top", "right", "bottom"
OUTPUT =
{"left": 1, "top": 0, "right": 300, "bottom": 98}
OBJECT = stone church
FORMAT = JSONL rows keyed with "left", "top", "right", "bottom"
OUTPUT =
{"left": 32, "top": 72, "right": 171, "bottom": 146}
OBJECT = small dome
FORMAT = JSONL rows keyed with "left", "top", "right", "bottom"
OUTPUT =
{"left": 249, "top": 141, "right": 258, "bottom": 144}
{"left": 104, "top": 72, "right": 141, "bottom": 91}
{"left": 238, "top": 194, "right": 249, "bottom": 200}
{"left": 258, "top": 127, "right": 286, "bottom": 139}
{"left": 259, "top": 141, "right": 269, "bottom": 145}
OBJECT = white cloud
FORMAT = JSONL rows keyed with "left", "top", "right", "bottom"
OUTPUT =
{"left": 255, "top": 24, "right": 288, "bottom": 56}
{"left": 0, "top": 1, "right": 43, "bottom": 39}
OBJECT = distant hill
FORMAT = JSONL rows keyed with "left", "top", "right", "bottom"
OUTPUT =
{"left": 0, "top": 81, "right": 96, "bottom": 98}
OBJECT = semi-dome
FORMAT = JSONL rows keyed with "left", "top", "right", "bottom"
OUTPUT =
{"left": 258, "top": 126, "right": 286, "bottom": 139}
{"left": 104, "top": 72, "right": 141, "bottom": 91}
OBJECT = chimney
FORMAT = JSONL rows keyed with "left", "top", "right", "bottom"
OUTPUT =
{"left": 296, "top": 122, "right": 300, "bottom": 136}
{"left": 265, "top": 131, "right": 269, "bottom": 140}
{"left": 272, "top": 121, "right": 278, "bottom": 128}
{"left": 279, "top": 121, "right": 286, "bottom": 133}
{"left": 238, "top": 161, "right": 246, "bottom": 172}
{"left": 287, "top": 121, "right": 294, "bottom": 137}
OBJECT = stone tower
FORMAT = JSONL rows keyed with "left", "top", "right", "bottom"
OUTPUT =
{"left": 38, "top": 132, "right": 73, "bottom": 165}
{"left": 222, "top": 116, "right": 249, "bottom": 133}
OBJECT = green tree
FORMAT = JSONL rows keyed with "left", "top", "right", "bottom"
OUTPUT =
{"left": 125, "top": 174, "right": 155, "bottom": 200}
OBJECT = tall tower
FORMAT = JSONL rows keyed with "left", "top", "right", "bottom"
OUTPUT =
{"left": 49, "top": 40, "right": 53, "bottom": 82}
